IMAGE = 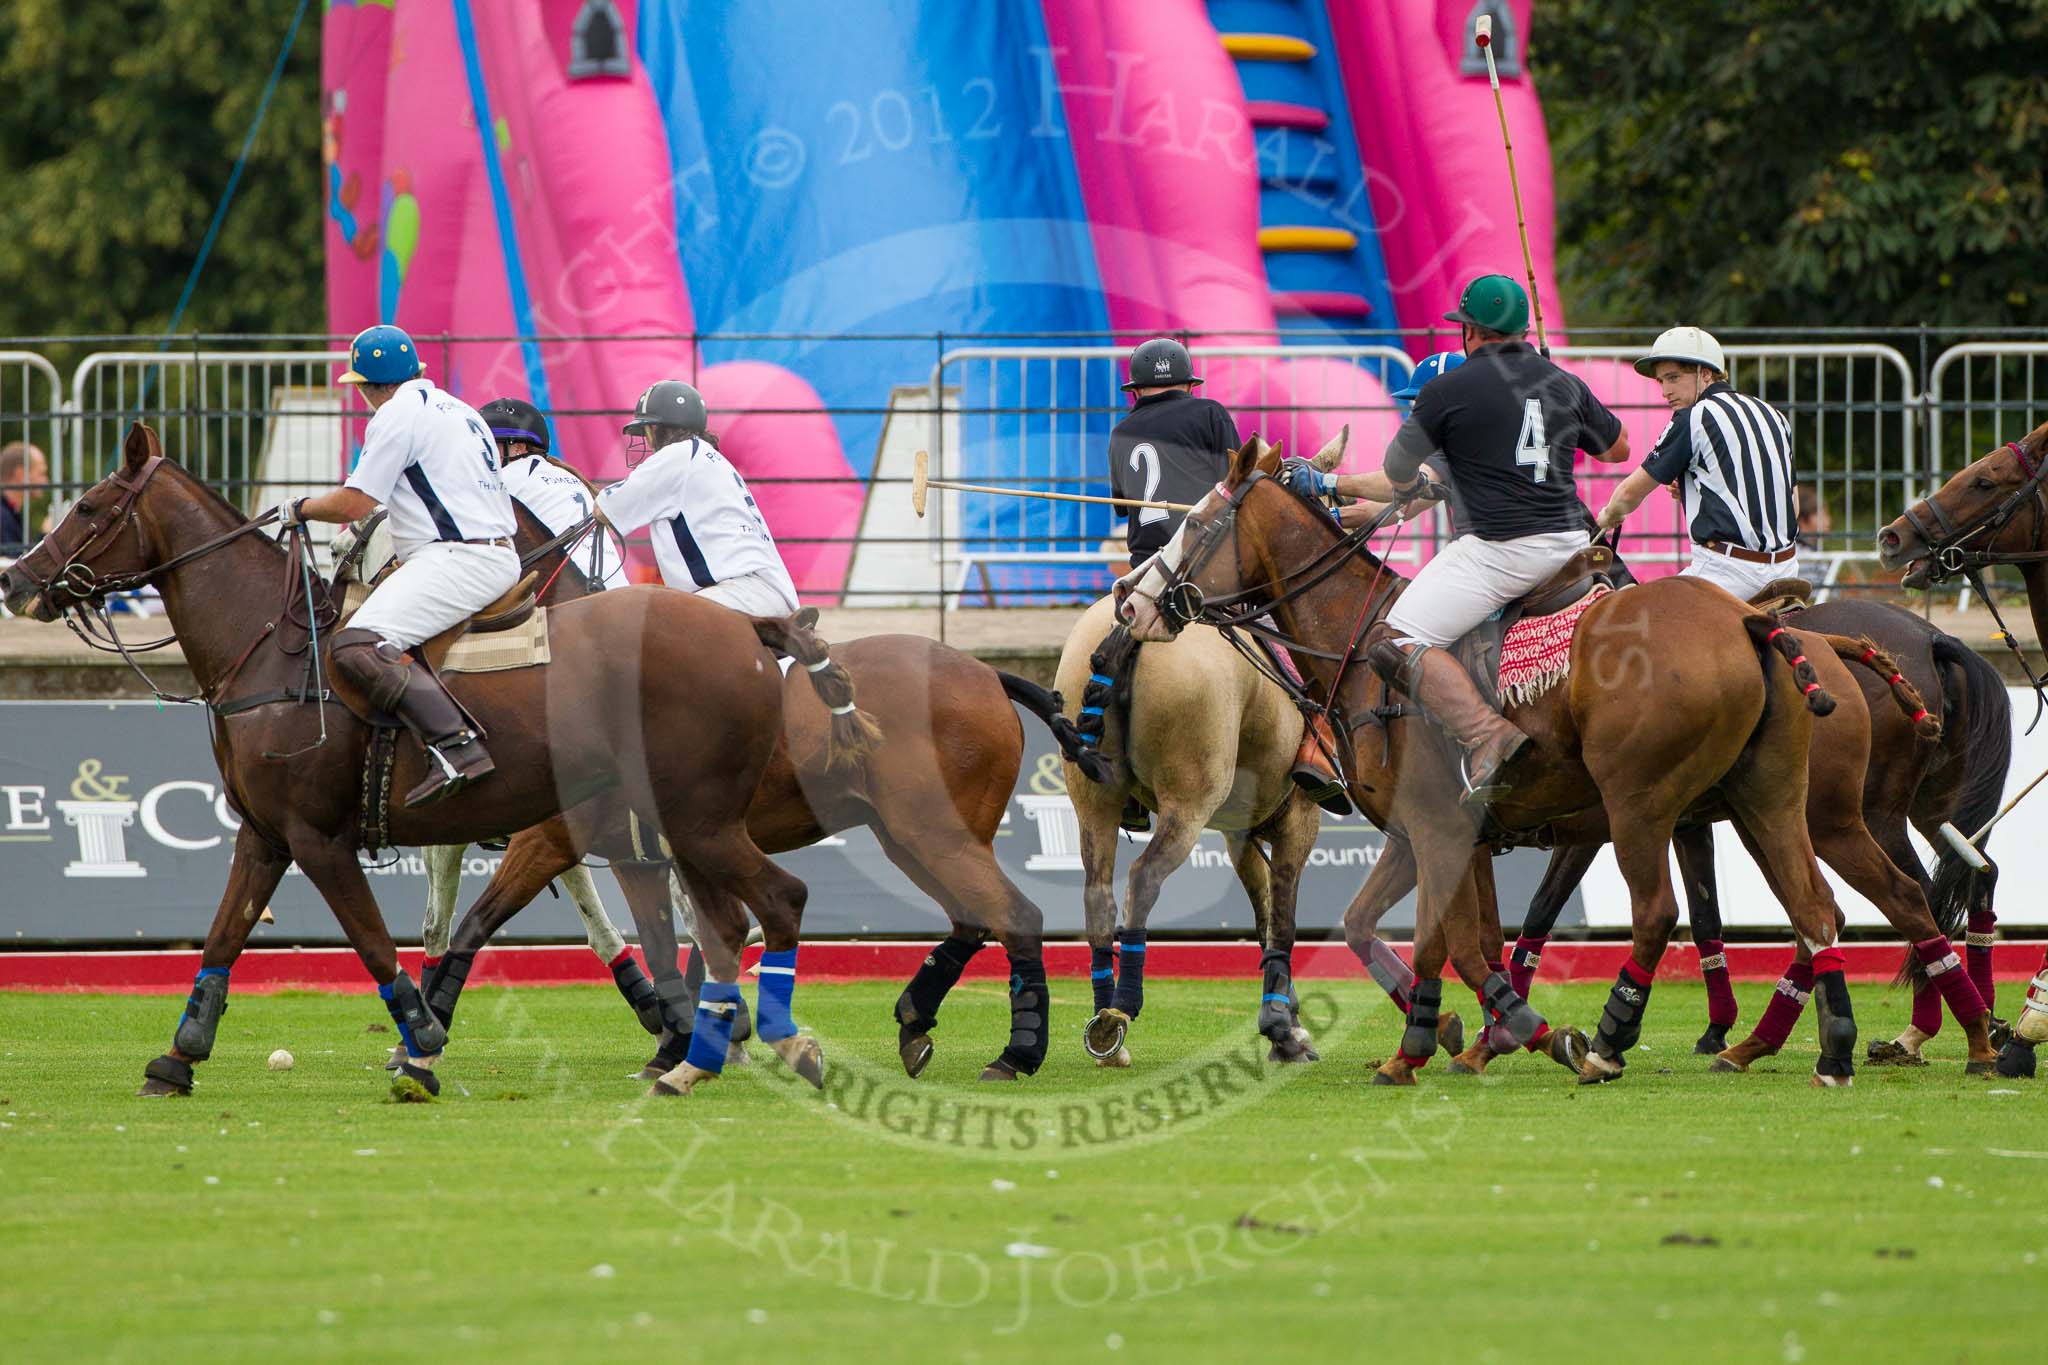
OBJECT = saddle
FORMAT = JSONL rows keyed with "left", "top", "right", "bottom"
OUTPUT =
{"left": 337, "top": 571, "right": 543, "bottom": 673}
{"left": 1453, "top": 544, "right": 1626, "bottom": 705}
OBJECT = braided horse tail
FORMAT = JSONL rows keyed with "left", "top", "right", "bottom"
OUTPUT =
{"left": 1742, "top": 610, "right": 1838, "bottom": 717}
{"left": 750, "top": 607, "right": 883, "bottom": 771}
{"left": 1818, "top": 635, "right": 1945, "bottom": 742}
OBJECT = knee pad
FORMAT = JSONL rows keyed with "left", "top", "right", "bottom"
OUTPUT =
{"left": 1364, "top": 627, "right": 1423, "bottom": 693}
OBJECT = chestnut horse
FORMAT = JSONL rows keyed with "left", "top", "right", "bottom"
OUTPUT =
{"left": 415, "top": 505, "right": 1092, "bottom": 1082}
{"left": 1879, "top": 417, "right": 2048, "bottom": 1077}
{"left": 1122, "top": 437, "right": 1862, "bottom": 1086}
{"left": 0, "top": 424, "right": 877, "bottom": 1099}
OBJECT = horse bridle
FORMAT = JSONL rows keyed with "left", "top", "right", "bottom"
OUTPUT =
{"left": 1901, "top": 440, "right": 2048, "bottom": 583}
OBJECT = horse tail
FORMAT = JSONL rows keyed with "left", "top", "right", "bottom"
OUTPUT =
{"left": 1922, "top": 633, "right": 2010, "bottom": 947}
{"left": 1815, "top": 634, "right": 1943, "bottom": 741}
{"left": 1743, "top": 611, "right": 1836, "bottom": 717}
{"left": 997, "top": 670, "right": 1114, "bottom": 786}
{"left": 751, "top": 608, "right": 883, "bottom": 771}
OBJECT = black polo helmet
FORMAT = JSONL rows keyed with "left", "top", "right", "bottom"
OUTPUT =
{"left": 1121, "top": 337, "right": 1202, "bottom": 392}
{"left": 478, "top": 396, "right": 550, "bottom": 453}
{"left": 622, "top": 380, "right": 708, "bottom": 438}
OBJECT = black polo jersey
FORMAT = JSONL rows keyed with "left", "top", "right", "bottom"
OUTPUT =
{"left": 1107, "top": 389, "right": 1241, "bottom": 558}
{"left": 1401, "top": 342, "right": 1623, "bottom": 541}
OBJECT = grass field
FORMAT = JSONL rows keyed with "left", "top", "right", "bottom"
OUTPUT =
{"left": 2, "top": 975, "right": 2041, "bottom": 1363}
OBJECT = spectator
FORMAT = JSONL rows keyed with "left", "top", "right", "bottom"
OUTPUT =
{"left": 1, "top": 440, "right": 49, "bottom": 558}
{"left": 1796, "top": 484, "right": 1831, "bottom": 586}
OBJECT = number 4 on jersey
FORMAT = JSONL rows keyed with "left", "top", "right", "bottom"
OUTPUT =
{"left": 1515, "top": 398, "right": 1550, "bottom": 483}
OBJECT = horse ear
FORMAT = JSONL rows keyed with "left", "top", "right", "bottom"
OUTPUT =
{"left": 123, "top": 422, "right": 161, "bottom": 470}
{"left": 1228, "top": 434, "right": 1263, "bottom": 485}
{"left": 1310, "top": 424, "right": 1350, "bottom": 473}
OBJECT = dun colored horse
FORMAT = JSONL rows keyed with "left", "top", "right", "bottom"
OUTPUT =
{"left": 1122, "top": 437, "right": 1866, "bottom": 1086}
{"left": 1879, "top": 418, "right": 2048, "bottom": 1076}
{"left": 0, "top": 424, "right": 876, "bottom": 1098}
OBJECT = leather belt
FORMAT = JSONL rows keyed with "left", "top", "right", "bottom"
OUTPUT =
{"left": 1701, "top": 540, "right": 1796, "bottom": 566}
{"left": 462, "top": 537, "right": 515, "bottom": 548}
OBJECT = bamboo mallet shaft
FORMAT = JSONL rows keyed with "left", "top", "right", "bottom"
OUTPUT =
{"left": 910, "top": 449, "right": 1193, "bottom": 519}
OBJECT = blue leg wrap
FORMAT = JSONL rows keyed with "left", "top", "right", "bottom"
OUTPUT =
{"left": 378, "top": 978, "right": 418, "bottom": 1056}
{"left": 756, "top": 948, "right": 798, "bottom": 1042}
{"left": 1110, "top": 928, "right": 1147, "bottom": 1019}
{"left": 1090, "top": 945, "right": 1116, "bottom": 1011}
{"left": 173, "top": 967, "right": 230, "bottom": 1061}
{"left": 684, "top": 982, "right": 742, "bottom": 1074}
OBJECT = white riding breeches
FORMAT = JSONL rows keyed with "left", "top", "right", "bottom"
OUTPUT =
{"left": 347, "top": 541, "right": 521, "bottom": 649}
{"left": 1381, "top": 530, "right": 1588, "bottom": 648}
{"left": 697, "top": 569, "right": 799, "bottom": 617}
{"left": 1682, "top": 544, "right": 1793, "bottom": 602}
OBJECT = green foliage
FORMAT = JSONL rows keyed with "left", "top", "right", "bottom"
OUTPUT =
{"left": 0, "top": 0, "right": 320, "bottom": 342}
{"left": 1532, "top": 0, "right": 2048, "bottom": 328}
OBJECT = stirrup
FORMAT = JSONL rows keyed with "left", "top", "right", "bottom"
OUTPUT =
{"left": 1290, "top": 766, "right": 1353, "bottom": 817}
{"left": 1455, "top": 734, "right": 1531, "bottom": 811}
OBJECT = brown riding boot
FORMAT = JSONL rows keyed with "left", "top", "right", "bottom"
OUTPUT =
{"left": 1407, "top": 647, "right": 1532, "bottom": 810}
{"left": 1290, "top": 713, "right": 1354, "bottom": 816}
{"left": 332, "top": 631, "right": 496, "bottom": 808}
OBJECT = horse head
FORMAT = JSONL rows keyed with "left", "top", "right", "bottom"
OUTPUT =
{"left": 1, "top": 423, "right": 180, "bottom": 620}
{"left": 1878, "top": 420, "right": 2048, "bottom": 587}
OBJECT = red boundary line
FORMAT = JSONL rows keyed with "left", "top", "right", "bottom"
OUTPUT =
{"left": 2, "top": 941, "right": 2043, "bottom": 994}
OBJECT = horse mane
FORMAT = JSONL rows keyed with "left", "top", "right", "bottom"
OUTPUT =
{"left": 156, "top": 458, "right": 286, "bottom": 560}
{"left": 1252, "top": 472, "right": 1394, "bottom": 582}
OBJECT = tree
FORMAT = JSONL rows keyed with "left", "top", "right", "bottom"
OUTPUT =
{"left": 0, "top": 0, "right": 320, "bottom": 344}
{"left": 1532, "top": 0, "right": 2048, "bottom": 329}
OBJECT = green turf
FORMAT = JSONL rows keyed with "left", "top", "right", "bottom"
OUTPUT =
{"left": 1, "top": 976, "right": 2040, "bottom": 1363}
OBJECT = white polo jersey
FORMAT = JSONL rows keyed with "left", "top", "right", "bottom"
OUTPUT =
{"left": 501, "top": 454, "right": 628, "bottom": 591}
{"left": 345, "top": 378, "right": 516, "bottom": 559}
{"left": 596, "top": 437, "right": 797, "bottom": 606}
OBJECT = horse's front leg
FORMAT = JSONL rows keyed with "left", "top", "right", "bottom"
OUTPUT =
{"left": 1252, "top": 797, "right": 1323, "bottom": 1062}
{"left": 140, "top": 824, "right": 290, "bottom": 1096}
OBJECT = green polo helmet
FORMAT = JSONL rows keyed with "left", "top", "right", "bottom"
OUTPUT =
{"left": 1443, "top": 274, "right": 1530, "bottom": 335}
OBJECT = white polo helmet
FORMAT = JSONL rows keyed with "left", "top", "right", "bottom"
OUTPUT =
{"left": 1634, "top": 325, "right": 1727, "bottom": 378}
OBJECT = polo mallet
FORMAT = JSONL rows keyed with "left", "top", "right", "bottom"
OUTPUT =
{"left": 1936, "top": 762, "right": 2048, "bottom": 872}
{"left": 909, "top": 450, "right": 1193, "bottom": 519}
{"left": 1475, "top": 14, "right": 1548, "bottom": 356}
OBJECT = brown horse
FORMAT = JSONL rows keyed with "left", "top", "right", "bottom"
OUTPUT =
{"left": 416, "top": 504, "right": 1090, "bottom": 1082}
{"left": 1879, "top": 417, "right": 2048, "bottom": 1076}
{"left": 1342, "top": 596, "right": 2005, "bottom": 1075}
{"left": 1121, "top": 437, "right": 1862, "bottom": 1086}
{"left": 0, "top": 424, "right": 877, "bottom": 1098}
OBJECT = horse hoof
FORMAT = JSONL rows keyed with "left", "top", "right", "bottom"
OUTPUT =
{"left": 1437, "top": 1009, "right": 1466, "bottom": 1058}
{"left": 1547, "top": 1027, "right": 1591, "bottom": 1074}
{"left": 1692, "top": 1026, "right": 1730, "bottom": 1056}
{"left": 1709, "top": 1052, "right": 1748, "bottom": 1074}
{"left": 1371, "top": 1058, "right": 1417, "bottom": 1086}
{"left": 1964, "top": 1058, "right": 1998, "bottom": 1077}
{"left": 900, "top": 1034, "right": 935, "bottom": 1080}
{"left": 1866, "top": 1038, "right": 1926, "bottom": 1067}
{"left": 390, "top": 1063, "right": 439, "bottom": 1103}
{"left": 771, "top": 1035, "right": 825, "bottom": 1089}
{"left": 1094, "top": 1047, "right": 1131, "bottom": 1069}
{"left": 647, "top": 1062, "right": 717, "bottom": 1097}
{"left": 1994, "top": 1041, "right": 2036, "bottom": 1079}
{"left": 1988, "top": 1016, "right": 2013, "bottom": 1051}
{"left": 138, "top": 1054, "right": 194, "bottom": 1097}
{"left": 1577, "top": 1051, "right": 1625, "bottom": 1085}
{"left": 383, "top": 1045, "right": 405, "bottom": 1072}
{"left": 727, "top": 1042, "right": 751, "bottom": 1067}
{"left": 1084, "top": 1009, "right": 1131, "bottom": 1061}
{"left": 1444, "top": 1058, "right": 1478, "bottom": 1075}
{"left": 978, "top": 1059, "right": 1020, "bottom": 1082}
{"left": 1809, "top": 1070, "right": 1854, "bottom": 1088}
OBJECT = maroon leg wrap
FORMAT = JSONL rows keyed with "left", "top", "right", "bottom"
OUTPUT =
{"left": 1967, "top": 909, "right": 1997, "bottom": 1018}
{"left": 1910, "top": 980, "right": 1944, "bottom": 1037}
{"left": 1752, "top": 959, "right": 1814, "bottom": 1050}
{"left": 1508, "top": 935, "right": 1546, "bottom": 1002}
{"left": 1916, "top": 936, "right": 1987, "bottom": 1027}
{"left": 1697, "top": 938, "right": 1738, "bottom": 1030}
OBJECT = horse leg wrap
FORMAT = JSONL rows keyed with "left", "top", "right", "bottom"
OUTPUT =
{"left": 1592, "top": 962, "right": 1655, "bottom": 1062}
{"left": 1910, "top": 978, "right": 1944, "bottom": 1037}
{"left": 1697, "top": 938, "right": 1739, "bottom": 1030}
{"left": 755, "top": 948, "right": 799, "bottom": 1043}
{"left": 652, "top": 970, "right": 697, "bottom": 1037}
{"left": 607, "top": 950, "right": 666, "bottom": 1036}
{"left": 895, "top": 936, "right": 985, "bottom": 1034}
{"left": 1399, "top": 980, "right": 1441, "bottom": 1067}
{"left": 730, "top": 991, "right": 755, "bottom": 1046}
{"left": 1749, "top": 960, "right": 1813, "bottom": 1051}
{"left": 1090, "top": 944, "right": 1116, "bottom": 1012}
{"left": 422, "top": 950, "right": 473, "bottom": 1030}
{"left": 1967, "top": 910, "right": 1997, "bottom": 1018}
{"left": 1109, "top": 928, "right": 1147, "bottom": 1020}
{"left": 172, "top": 968, "right": 230, "bottom": 1061}
{"left": 1257, "top": 948, "right": 1299, "bottom": 1041}
{"left": 684, "top": 982, "right": 742, "bottom": 1075}
{"left": 1000, "top": 956, "right": 1050, "bottom": 1076}
{"left": 1507, "top": 935, "right": 1545, "bottom": 1004}
{"left": 1359, "top": 936, "right": 1415, "bottom": 1014}
{"left": 1480, "top": 971, "right": 1545, "bottom": 1050}
{"left": 1915, "top": 936, "right": 1987, "bottom": 1027}
{"left": 379, "top": 971, "right": 448, "bottom": 1059}
{"left": 2021, "top": 970, "right": 2048, "bottom": 1045}
{"left": 143, "top": 1053, "right": 195, "bottom": 1094}
{"left": 1812, "top": 949, "right": 1856, "bottom": 1076}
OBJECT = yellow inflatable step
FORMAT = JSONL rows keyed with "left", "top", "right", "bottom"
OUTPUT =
{"left": 1219, "top": 33, "right": 1316, "bottom": 62}
{"left": 1258, "top": 226, "right": 1359, "bottom": 253}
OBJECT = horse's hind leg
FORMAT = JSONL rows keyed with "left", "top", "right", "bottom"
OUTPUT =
{"left": 611, "top": 857, "right": 701, "bottom": 1078}
{"left": 1579, "top": 810, "right": 1683, "bottom": 1085}
{"left": 140, "top": 824, "right": 291, "bottom": 1097}
{"left": 1075, "top": 797, "right": 1129, "bottom": 1066}
{"left": 1250, "top": 797, "right": 1322, "bottom": 1063}
{"left": 1673, "top": 824, "right": 1740, "bottom": 1055}
{"left": 421, "top": 843, "right": 463, "bottom": 962}
{"left": 428, "top": 820, "right": 583, "bottom": 1032}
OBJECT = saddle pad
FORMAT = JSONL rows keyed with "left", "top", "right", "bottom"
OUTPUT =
{"left": 443, "top": 606, "right": 550, "bottom": 675}
{"left": 1497, "top": 586, "right": 1609, "bottom": 706}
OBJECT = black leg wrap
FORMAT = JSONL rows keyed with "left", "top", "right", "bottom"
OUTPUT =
{"left": 395, "top": 1060, "right": 442, "bottom": 1098}
{"left": 423, "top": 950, "right": 473, "bottom": 1030}
{"left": 142, "top": 1053, "right": 195, "bottom": 1094}
{"left": 647, "top": 1028, "right": 689, "bottom": 1074}
{"left": 172, "top": 970, "right": 230, "bottom": 1062}
{"left": 730, "top": 993, "right": 754, "bottom": 1046}
{"left": 1090, "top": 944, "right": 1116, "bottom": 1012}
{"left": 610, "top": 955, "right": 666, "bottom": 1036}
{"left": 386, "top": 970, "right": 449, "bottom": 1057}
{"left": 653, "top": 973, "right": 697, "bottom": 1037}
{"left": 1592, "top": 969, "right": 1652, "bottom": 1062}
{"left": 895, "top": 936, "right": 985, "bottom": 1033}
{"left": 681, "top": 942, "right": 707, "bottom": 995}
{"left": 1814, "top": 969, "right": 1857, "bottom": 1072}
{"left": 1109, "top": 928, "right": 1147, "bottom": 1019}
{"left": 999, "top": 956, "right": 1050, "bottom": 1076}
{"left": 1480, "top": 971, "right": 1544, "bottom": 1049}
{"left": 1995, "top": 1039, "right": 2037, "bottom": 1079}
{"left": 1400, "top": 979, "right": 1442, "bottom": 1061}
{"left": 1257, "top": 948, "right": 1297, "bottom": 1041}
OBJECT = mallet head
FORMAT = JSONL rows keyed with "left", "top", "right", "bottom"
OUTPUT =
{"left": 911, "top": 449, "right": 929, "bottom": 519}
{"left": 1476, "top": 13, "right": 1492, "bottom": 47}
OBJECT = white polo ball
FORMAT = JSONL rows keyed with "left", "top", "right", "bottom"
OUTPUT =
{"left": 268, "top": 1049, "right": 295, "bottom": 1071}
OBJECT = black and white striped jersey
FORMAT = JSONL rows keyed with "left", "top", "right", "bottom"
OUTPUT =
{"left": 1641, "top": 382, "right": 1796, "bottom": 551}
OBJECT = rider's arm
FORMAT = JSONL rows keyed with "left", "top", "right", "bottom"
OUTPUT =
{"left": 593, "top": 447, "right": 687, "bottom": 537}
{"left": 297, "top": 411, "right": 409, "bottom": 525}
{"left": 1596, "top": 413, "right": 1689, "bottom": 530}
{"left": 1578, "top": 380, "right": 1630, "bottom": 464}
{"left": 293, "top": 487, "right": 379, "bottom": 524}
{"left": 1595, "top": 467, "right": 1662, "bottom": 531}
{"left": 1379, "top": 417, "right": 1440, "bottom": 494}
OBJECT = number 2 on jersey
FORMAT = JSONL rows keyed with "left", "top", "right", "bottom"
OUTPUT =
{"left": 1514, "top": 399, "right": 1550, "bottom": 483}
{"left": 1128, "top": 442, "right": 1167, "bottom": 525}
